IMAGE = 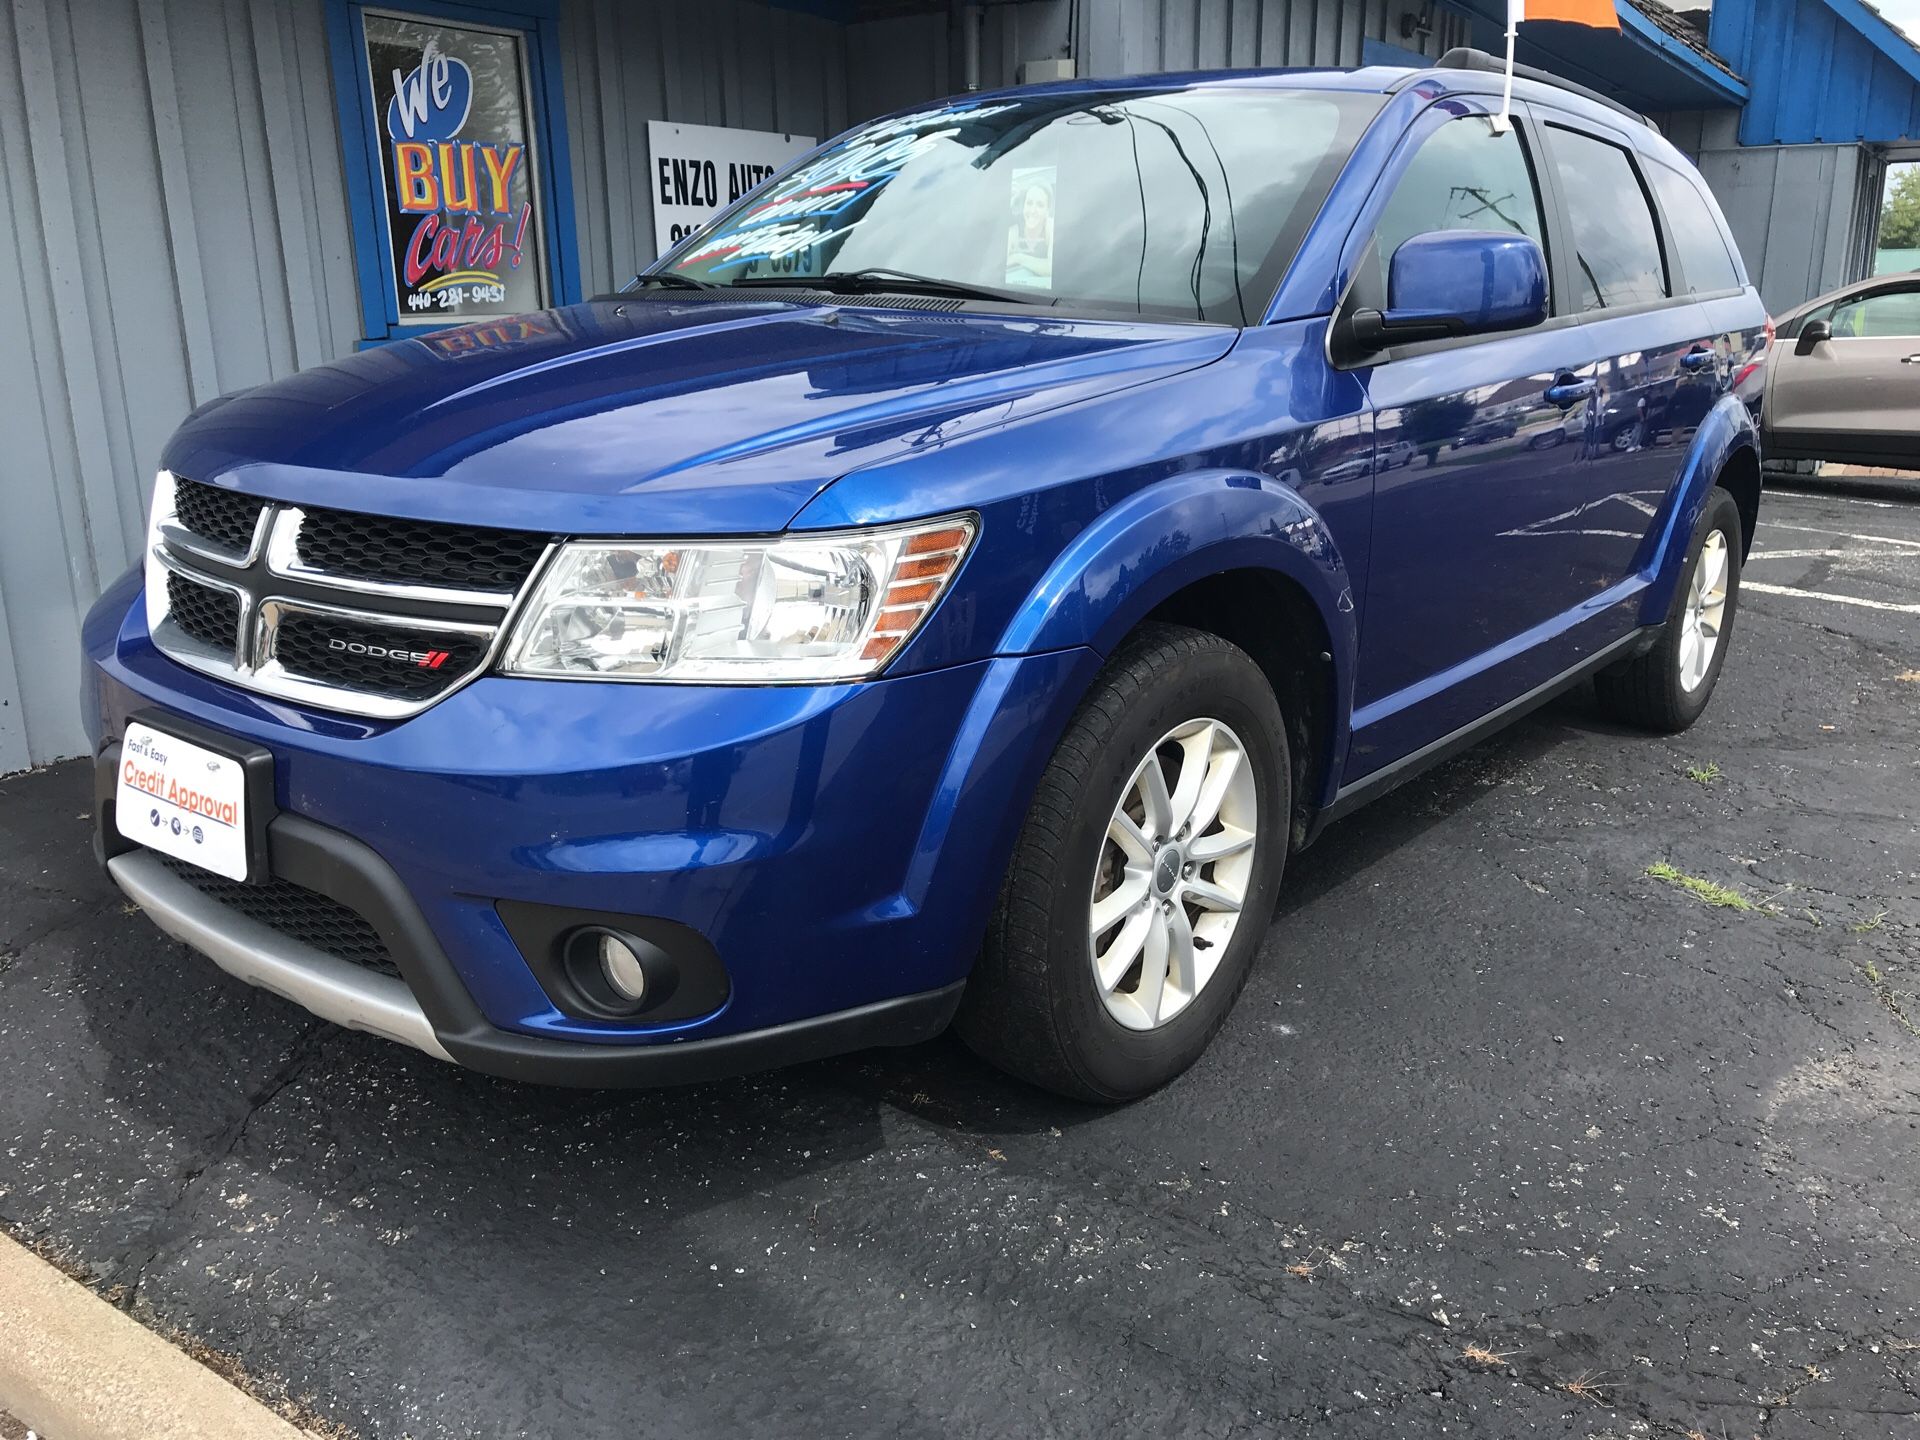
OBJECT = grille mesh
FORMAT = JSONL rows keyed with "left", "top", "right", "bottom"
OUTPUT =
{"left": 296, "top": 507, "right": 548, "bottom": 592}
{"left": 173, "top": 478, "right": 264, "bottom": 553}
{"left": 166, "top": 572, "right": 240, "bottom": 653}
{"left": 272, "top": 611, "right": 484, "bottom": 698}
{"left": 155, "top": 856, "right": 401, "bottom": 980}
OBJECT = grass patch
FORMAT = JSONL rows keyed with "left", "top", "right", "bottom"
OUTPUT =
{"left": 1852, "top": 910, "right": 1889, "bottom": 934}
{"left": 1686, "top": 761, "right": 1722, "bottom": 785}
{"left": 1647, "top": 862, "right": 1755, "bottom": 911}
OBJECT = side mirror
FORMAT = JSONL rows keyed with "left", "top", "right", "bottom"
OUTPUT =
{"left": 1794, "top": 318, "right": 1832, "bottom": 355}
{"left": 1351, "top": 230, "right": 1549, "bottom": 350}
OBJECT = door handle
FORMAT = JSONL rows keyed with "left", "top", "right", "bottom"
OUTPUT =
{"left": 1680, "top": 349, "right": 1715, "bottom": 371}
{"left": 1545, "top": 376, "right": 1595, "bottom": 406}
{"left": 1900, "top": 354, "right": 1920, "bottom": 365}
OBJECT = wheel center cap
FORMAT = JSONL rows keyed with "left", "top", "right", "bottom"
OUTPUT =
{"left": 1153, "top": 848, "right": 1183, "bottom": 895}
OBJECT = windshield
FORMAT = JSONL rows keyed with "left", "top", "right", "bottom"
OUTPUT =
{"left": 660, "top": 88, "right": 1382, "bottom": 325}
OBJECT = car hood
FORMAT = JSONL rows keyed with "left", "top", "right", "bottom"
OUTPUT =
{"left": 162, "top": 298, "right": 1237, "bottom": 534}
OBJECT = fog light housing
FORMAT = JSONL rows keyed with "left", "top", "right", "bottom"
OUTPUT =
{"left": 560, "top": 926, "right": 678, "bottom": 1017}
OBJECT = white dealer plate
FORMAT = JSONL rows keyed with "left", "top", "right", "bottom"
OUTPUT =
{"left": 115, "top": 721, "right": 250, "bottom": 881}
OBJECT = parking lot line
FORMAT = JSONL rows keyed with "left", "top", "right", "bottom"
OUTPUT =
{"left": 1765, "top": 489, "right": 1899, "bottom": 508}
{"left": 1756, "top": 521, "right": 1920, "bottom": 550}
{"left": 1743, "top": 580, "right": 1920, "bottom": 613}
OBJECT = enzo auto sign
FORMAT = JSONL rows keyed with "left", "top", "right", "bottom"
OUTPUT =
{"left": 363, "top": 15, "right": 547, "bottom": 324}
{"left": 648, "top": 120, "right": 814, "bottom": 258}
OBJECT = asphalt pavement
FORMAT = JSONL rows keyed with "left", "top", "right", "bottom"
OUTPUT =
{"left": 1, "top": 485, "right": 1917, "bottom": 1439}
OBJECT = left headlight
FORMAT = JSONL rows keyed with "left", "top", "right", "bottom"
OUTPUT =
{"left": 500, "top": 514, "right": 976, "bottom": 683}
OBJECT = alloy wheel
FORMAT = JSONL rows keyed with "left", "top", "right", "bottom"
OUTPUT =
{"left": 1087, "top": 718, "right": 1259, "bottom": 1031}
{"left": 1679, "top": 528, "right": 1731, "bottom": 693}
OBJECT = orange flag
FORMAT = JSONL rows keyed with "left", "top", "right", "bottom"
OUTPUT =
{"left": 1493, "top": 0, "right": 1621, "bottom": 131}
{"left": 1511, "top": 0, "right": 1620, "bottom": 26}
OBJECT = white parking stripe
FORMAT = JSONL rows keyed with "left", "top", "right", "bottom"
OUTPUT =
{"left": 1747, "top": 548, "right": 1917, "bottom": 561}
{"left": 1765, "top": 490, "right": 1898, "bottom": 509}
{"left": 1757, "top": 521, "right": 1920, "bottom": 550}
{"left": 1744, "top": 581, "right": 1920, "bottom": 614}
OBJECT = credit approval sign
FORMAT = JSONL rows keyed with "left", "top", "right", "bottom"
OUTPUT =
{"left": 648, "top": 120, "right": 813, "bottom": 258}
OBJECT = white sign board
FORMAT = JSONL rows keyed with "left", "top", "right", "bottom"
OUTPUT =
{"left": 648, "top": 120, "right": 814, "bottom": 258}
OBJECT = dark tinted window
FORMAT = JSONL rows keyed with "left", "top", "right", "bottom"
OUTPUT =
{"left": 1648, "top": 162, "right": 1740, "bottom": 293}
{"left": 668, "top": 90, "right": 1382, "bottom": 325}
{"left": 1549, "top": 127, "right": 1668, "bottom": 312}
{"left": 1374, "top": 116, "right": 1547, "bottom": 299}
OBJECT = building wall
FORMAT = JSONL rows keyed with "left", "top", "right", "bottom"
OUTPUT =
{"left": 1073, "top": 0, "right": 1467, "bottom": 75}
{"left": 1659, "top": 109, "right": 1878, "bottom": 312}
{"left": 561, "top": 0, "right": 854, "bottom": 297}
{"left": 0, "top": 0, "right": 357, "bottom": 772}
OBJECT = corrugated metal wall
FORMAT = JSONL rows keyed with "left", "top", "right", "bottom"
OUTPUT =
{"left": 1074, "top": 0, "right": 1467, "bottom": 76}
{"left": 560, "top": 0, "right": 854, "bottom": 296}
{"left": 0, "top": 0, "right": 356, "bottom": 772}
{"left": 1659, "top": 108, "right": 1877, "bottom": 312}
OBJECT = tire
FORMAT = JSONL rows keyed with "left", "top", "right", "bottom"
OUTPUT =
{"left": 1594, "top": 485, "right": 1744, "bottom": 733}
{"left": 955, "top": 623, "right": 1289, "bottom": 1102}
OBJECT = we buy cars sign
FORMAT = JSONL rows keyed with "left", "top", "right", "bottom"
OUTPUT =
{"left": 649, "top": 120, "right": 813, "bottom": 257}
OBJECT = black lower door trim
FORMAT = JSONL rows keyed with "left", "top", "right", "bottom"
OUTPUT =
{"left": 1309, "top": 627, "right": 1653, "bottom": 840}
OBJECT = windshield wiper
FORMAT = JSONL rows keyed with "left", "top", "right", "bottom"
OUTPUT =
{"left": 732, "top": 268, "right": 1026, "bottom": 304}
{"left": 622, "top": 270, "right": 716, "bottom": 292}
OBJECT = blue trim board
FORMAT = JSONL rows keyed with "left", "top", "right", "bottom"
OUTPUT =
{"left": 323, "top": 0, "right": 583, "bottom": 344}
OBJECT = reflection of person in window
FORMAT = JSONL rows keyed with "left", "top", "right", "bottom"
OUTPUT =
{"left": 1007, "top": 181, "right": 1054, "bottom": 287}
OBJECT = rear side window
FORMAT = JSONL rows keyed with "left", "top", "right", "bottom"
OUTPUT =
{"left": 1548, "top": 127, "right": 1668, "bottom": 312}
{"left": 1648, "top": 162, "right": 1741, "bottom": 294}
{"left": 1373, "top": 116, "right": 1548, "bottom": 300}
{"left": 1829, "top": 288, "right": 1920, "bottom": 337}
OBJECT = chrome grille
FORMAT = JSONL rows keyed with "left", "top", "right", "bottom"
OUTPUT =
{"left": 165, "top": 570, "right": 241, "bottom": 651}
{"left": 295, "top": 506, "right": 549, "bottom": 592}
{"left": 145, "top": 471, "right": 554, "bottom": 720}
{"left": 269, "top": 608, "right": 489, "bottom": 699}
{"left": 173, "top": 478, "right": 266, "bottom": 555}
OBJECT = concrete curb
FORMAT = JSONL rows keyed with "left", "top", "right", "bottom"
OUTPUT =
{"left": 0, "top": 1233, "right": 309, "bottom": 1440}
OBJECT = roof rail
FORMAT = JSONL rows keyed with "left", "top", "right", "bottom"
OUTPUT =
{"left": 1406, "top": 46, "right": 1656, "bottom": 131}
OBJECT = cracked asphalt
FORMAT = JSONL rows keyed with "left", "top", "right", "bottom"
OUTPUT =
{"left": 2, "top": 484, "right": 1917, "bottom": 1439}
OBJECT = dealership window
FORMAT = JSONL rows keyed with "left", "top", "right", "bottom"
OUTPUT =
{"left": 325, "top": 0, "right": 579, "bottom": 343}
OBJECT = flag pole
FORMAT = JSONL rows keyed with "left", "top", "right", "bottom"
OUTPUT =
{"left": 1492, "top": 0, "right": 1518, "bottom": 134}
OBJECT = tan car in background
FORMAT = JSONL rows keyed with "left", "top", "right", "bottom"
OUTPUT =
{"left": 1765, "top": 273, "right": 1920, "bottom": 469}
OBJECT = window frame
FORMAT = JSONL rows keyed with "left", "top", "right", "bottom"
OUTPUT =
{"left": 1823, "top": 283, "right": 1920, "bottom": 338}
{"left": 1330, "top": 96, "right": 1563, "bottom": 368}
{"left": 1642, "top": 157, "right": 1746, "bottom": 301}
{"left": 1533, "top": 112, "right": 1681, "bottom": 320}
{"left": 323, "top": 0, "right": 582, "bottom": 345}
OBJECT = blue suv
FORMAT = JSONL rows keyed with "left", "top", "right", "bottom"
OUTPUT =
{"left": 84, "top": 52, "right": 1766, "bottom": 1101}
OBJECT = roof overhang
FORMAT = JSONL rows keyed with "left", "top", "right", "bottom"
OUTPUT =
{"left": 1456, "top": 0, "right": 1747, "bottom": 111}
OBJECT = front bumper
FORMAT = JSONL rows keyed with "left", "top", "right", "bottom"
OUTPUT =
{"left": 85, "top": 569, "right": 1096, "bottom": 1083}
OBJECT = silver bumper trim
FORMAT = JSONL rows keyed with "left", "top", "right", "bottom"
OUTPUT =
{"left": 107, "top": 851, "right": 453, "bottom": 1063}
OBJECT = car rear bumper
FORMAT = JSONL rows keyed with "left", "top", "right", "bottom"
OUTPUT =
{"left": 84, "top": 569, "right": 1096, "bottom": 1082}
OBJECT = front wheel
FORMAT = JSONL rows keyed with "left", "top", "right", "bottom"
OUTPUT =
{"left": 955, "top": 624, "right": 1288, "bottom": 1102}
{"left": 1594, "top": 484, "right": 1744, "bottom": 732}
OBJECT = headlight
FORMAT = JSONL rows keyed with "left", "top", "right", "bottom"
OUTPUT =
{"left": 500, "top": 514, "right": 976, "bottom": 683}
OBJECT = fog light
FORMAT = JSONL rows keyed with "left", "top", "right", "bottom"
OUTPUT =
{"left": 558, "top": 925, "right": 678, "bottom": 1017}
{"left": 598, "top": 932, "right": 647, "bottom": 1003}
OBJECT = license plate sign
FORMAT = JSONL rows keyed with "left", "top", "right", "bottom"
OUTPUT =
{"left": 115, "top": 721, "right": 251, "bottom": 880}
